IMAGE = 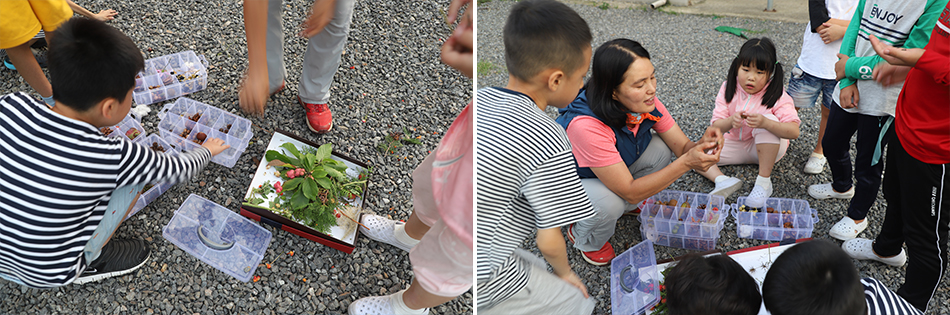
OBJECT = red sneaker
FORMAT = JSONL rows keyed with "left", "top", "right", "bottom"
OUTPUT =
{"left": 567, "top": 224, "right": 615, "bottom": 266}
{"left": 298, "top": 95, "right": 332, "bottom": 134}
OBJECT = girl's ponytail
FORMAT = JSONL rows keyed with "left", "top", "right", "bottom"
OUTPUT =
{"left": 762, "top": 61, "right": 784, "bottom": 109}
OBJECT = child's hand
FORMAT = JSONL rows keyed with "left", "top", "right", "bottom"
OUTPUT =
{"left": 870, "top": 34, "right": 925, "bottom": 67}
{"left": 839, "top": 84, "right": 860, "bottom": 109}
{"left": 299, "top": 0, "right": 337, "bottom": 38}
{"left": 94, "top": 9, "right": 117, "bottom": 22}
{"left": 872, "top": 62, "right": 911, "bottom": 87}
{"left": 201, "top": 138, "right": 231, "bottom": 156}
{"left": 743, "top": 113, "right": 771, "bottom": 129}
{"left": 730, "top": 111, "right": 745, "bottom": 130}
{"left": 441, "top": 0, "right": 473, "bottom": 78}
{"left": 818, "top": 23, "right": 846, "bottom": 44}
{"left": 559, "top": 271, "right": 590, "bottom": 298}
{"left": 238, "top": 69, "right": 269, "bottom": 116}
{"left": 835, "top": 54, "right": 849, "bottom": 81}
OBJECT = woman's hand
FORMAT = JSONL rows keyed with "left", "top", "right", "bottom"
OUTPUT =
{"left": 699, "top": 126, "right": 724, "bottom": 154}
{"left": 682, "top": 141, "right": 720, "bottom": 172}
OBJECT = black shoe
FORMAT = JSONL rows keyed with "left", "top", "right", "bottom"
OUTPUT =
{"left": 73, "top": 239, "right": 150, "bottom": 285}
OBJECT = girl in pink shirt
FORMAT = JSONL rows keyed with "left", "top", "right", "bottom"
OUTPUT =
{"left": 710, "top": 38, "right": 801, "bottom": 208}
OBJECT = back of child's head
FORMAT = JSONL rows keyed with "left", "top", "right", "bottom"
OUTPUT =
{"left": 665, "top": 253, "right": 761, "bottom": 315}
{"left": 725, "top": 37, "right": 784, "bottom": 108}
{"left": 587, "top": 38, "right": 650, "bottom": 128}
{"left": 48, "top": 17, "right": 144, "bottom": 112}
{"left": 762, "top": 240, "right": 866, "bottom": 315}
{"left": 503, "top": 0, "right": 591, "bottom": 82}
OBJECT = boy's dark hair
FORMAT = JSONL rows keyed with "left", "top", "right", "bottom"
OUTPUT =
{"left": 48, "top": 17, "right": 144, "bottom": 112}
{"left": 503, "top": 0, "right": 591, "bottom": 82}
{"left": 586, "top": 38, "right": 651, "bottom": 129}
{"left": 725, "top": 37, "right": 784, "bottom": 108}
{"left": 763, "top": 240, "right": 866, "bottom": 315}
{"left": 665, "top": 253, "right": 761, "bottom": 315}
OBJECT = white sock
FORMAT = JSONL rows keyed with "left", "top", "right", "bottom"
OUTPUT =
{"left": 714, "top": 175, "right": 730, "bottom": 184}
{"left": 390, "top": 289, "right": 427, "bottom": 315}
{"left": 394, "top": 224, "right": 421, "bottom": 248}
{"left": 755, "top": 175, "right": 772, "bottom": 190}
{"left": 810, "top": 152, "right": 824, "bottom": 158}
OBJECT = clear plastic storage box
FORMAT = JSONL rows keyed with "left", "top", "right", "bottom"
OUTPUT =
{"left": 611, "top": 240, "right": 660, "bottom": 315}
{"left": 162, "top": 194, "right": 271, "bottom": 282}
{"left": 158, "top": 98, "right": 253, "bottom": 168}
{"left": 127, "top": 134, "right": 180, "bottom": 218}
{"left": 102, "top": 115, "right": 146, "bottom": 143}
{"left": 638, "top": 190, "right": 729, "bottom": 251}
{"left": 133, "top": 50, "right": 208, "bottom": 105}
{"left": 731, "top": 196, "right": 818, "bottom": 241}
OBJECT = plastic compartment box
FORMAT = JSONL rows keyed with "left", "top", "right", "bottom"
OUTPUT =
{"left": 101, "top": 115, "right": 146, "bottom": 143}
{"left": 162, "top": 194, "right": 271, "bottom": 282}
{"left": 611, "top": 240, "right": 660, "bottom": 315}
{"left": 637, "top": 190, "right": 729, "bottom": 251}
{"left": 133, "top": 50, "right": 208, "bottom": 105}
{"left": 127, "top": 135, "right": 180, "bottom": 218}
{"left": 731, "top": 196, "right": 819, "bottom": 241}
{"left": 158, "top": 98, "right": 253, "bottom": 168}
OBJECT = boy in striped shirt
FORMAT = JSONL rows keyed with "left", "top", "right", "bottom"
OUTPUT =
{"left": 0, "top": 18, "right": 229, "bottom": 288}
{"left": 475, "top": 0, "right": 597, "bottom": 313}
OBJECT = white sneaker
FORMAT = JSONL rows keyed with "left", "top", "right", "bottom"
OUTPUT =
{"left": 842, "top": 238, "right": 906, "bottom": 267}
{"left": 709, "top": 176, "right": 742, "bottom": 199}
{"left": 744, "top": 184, "right": 772, "bottom": 208}
{"left": 828, "top": 216, "right": 869, "bottom": 241}
{"left": 348, "top": 291, "right": 429, "bottom": 315}
{"left": 808, "top": 183, "right": 855, "bottom": 200}
{"left": 359, "top": 214, "right": 416, "bottom": 252}
{"left": 803, "top": 153, "right": 826, "bottom": 174}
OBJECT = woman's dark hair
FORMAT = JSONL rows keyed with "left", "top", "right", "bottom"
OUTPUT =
{"left": 725, "top": 37, "right": 784, "bottom": 108}
{"left": 586, "top": 38, "right": 650, "bottom": 129}
{"left": 665, "top": 253, "right": 762, "bottom": 315}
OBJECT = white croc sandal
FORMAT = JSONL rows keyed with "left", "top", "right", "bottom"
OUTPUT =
{"left": 349, "top": 296, "right": 395, "bottom": 315}
{"left": 808, "top": 183, "right": 855, "bottom": 200}
{"left": 744, "top": 184, "right": 772, "bottom": 208}
{"left": 359, "top": 214, "right": 415, "bottom": 252}
{"left": 829, "top": 216, "right": 869, "bottom": 241}
{"left": 803, "top": 153, "right": 827, "bottom": 174}
{"left": 842, "top": 238, "right": 906, "bottom": 267}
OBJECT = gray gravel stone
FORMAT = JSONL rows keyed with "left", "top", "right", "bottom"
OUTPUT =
{"left": 477, "top": 1, "right": 948, "bottom": 314}
{"left": 0, "top": 0, "right": 471, "bottom": 314}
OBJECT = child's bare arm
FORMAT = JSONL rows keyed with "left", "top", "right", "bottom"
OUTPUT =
{"left": 537, "top": 227, "right": 589, "bottom": 298}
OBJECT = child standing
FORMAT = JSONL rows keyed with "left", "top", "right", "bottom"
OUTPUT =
{"left": 0, "top": 18, "right": 229, "bottom": 288}
{"left": 710, "top": 37, "right": 801, "bottom": 208}
{"left": 810, "top": 0, "right": 946, "bottom": 242}
{"left": 476, "top": 0, "right": 597, "bottom": 313}
{"left": 787, "top": 0, "right": 858, "bottom": 174}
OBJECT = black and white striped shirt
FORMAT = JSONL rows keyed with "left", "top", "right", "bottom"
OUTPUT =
{"left": 476, "top": 87, "right": 595, "bottom": 309}
{"left": 862, "top": 277, "right": 924, "bottom": 315}
{"left": 0, "top": 92, "right": 211, "bottom": 288}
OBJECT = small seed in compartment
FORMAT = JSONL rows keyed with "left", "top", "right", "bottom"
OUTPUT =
{"left": 666, "top": 199, "right": 678, "bottom": 206}
{"left": 100, "top": 127, "right": 114, "bottom": 136}
{"left": 180, "top": 128, "right": 191, "bottom": 138}
{"left": 149, "top": 142, "right": 166, "bottom": 152}
{"left": 196, "top": 132, "right": 206, "bottom": 141}
{"left": 698, "top": 204, "right": 707, "bottom": 210}
{"left": 681, "top": 201, "right": 690, "bottom": 208}
{"left": 189, "top": 113, "right": 201, "bottom": 122}
{"left": 783, "top": 222, "right": 794, "bottom": 229}
{"left": 148, "top": 85, "right": 162, "bottom": 90}
{"left": 219, "top": 124, "right": 232, "bottom": 133}
{"left": 125, "top": 128, "right": 140, "bottom": 140}
{"left": 766, "top": 207, "right": 776, "bottom": 214}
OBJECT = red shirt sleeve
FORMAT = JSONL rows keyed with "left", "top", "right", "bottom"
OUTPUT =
{"left": 565, "top": 117, "right": 624, "bottom": 168}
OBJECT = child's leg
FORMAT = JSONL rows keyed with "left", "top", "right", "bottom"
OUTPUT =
{"left": 845, "top": 115, "right": 892, "bottom": 221}
{"left": 814, "top": 105, "right": 830, "bottom": 154}
{"left": 6, "top": 43, "right": 53, "bottom": 100}
{"left": 750, "top": 114, "right": 788, "bottom": 177}
{"left": 822, "top": 104, "right": 860, "bottom": 193}
{"left": 298, "top": 0, "right": 356, "bottom": 104}
{"left": 83, "top": 184, "right": 144, "bottom": 263}
{"left": 265, "top": 0, "right": 287, "bottom": 92}
{"left": 404, "top": 219, "right": 471, "bottom": 309}
{"left": 479, "top": 256, "right": 595, "bottom": 314}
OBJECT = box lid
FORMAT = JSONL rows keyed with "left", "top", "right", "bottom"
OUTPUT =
{"left": 163, "top": 194, "right": 271, "bottom": 282}
{"left": 611, "top": 240, "right": 660, "bottom": 315}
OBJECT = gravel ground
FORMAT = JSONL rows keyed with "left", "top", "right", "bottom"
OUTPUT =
{"left": 0, "top": 0, "right": 472, "bottom": 314}
{"left": 477, "top": 1, "right": 949, "bottom": 314}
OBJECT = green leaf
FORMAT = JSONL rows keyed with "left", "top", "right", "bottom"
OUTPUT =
{"left": 302, "top": 178, "right": 315, "bottom": 200}
{"left": 316, "top": 143, "right": 332, "bottom": 161}
{"left": 265, "top": 150, "right": 293, "bottom": 164}
{"left": 247, "top": 197, "right": 264, "bottom": 205}
{"left": 325, "top": 167, "right": 345, "bottom": 180}
{"left": 404, "top": 137, "right": 422, "bottom": 145}
{"left": 309, "top": 180, "right": 322, "bottom": 201}
{"left": 280, "top": 142, "right": 303, "bottom": 160}
{"left": 326, "top": 162, "right": 347, "bottom": 171}
{"left": 291, "top": 191, "right": 309, "bottom": 210}
{"left": 306, "top": 154, "right": 317, "bottom": 170}
{"left": 283, "top": 177, "right": 303, "bottom": 191}
{"left": 311, "top": 166, "right": 327, "bottom": 178}
{"left": 314, "top": 177, "right": 331, "bottom": 189}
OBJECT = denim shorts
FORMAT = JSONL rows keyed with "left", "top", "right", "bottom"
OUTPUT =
{"left": 786, "top": 64, "right": 837, "bottom": 109}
